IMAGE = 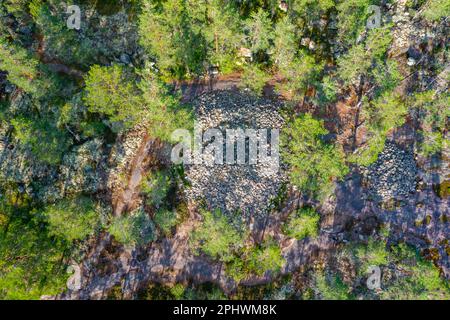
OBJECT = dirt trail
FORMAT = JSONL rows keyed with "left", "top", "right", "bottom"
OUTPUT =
{"left": 36, "top": 34, "right": 85, "bottom": 80}
{"left": 112, "top": 135, "right": 156, "bottom": 216}
{"left": 174, "top": 73, "right": 241, "bottom": 102}
{"left": 174, "top": 72, "right": 286, "bottom": 102}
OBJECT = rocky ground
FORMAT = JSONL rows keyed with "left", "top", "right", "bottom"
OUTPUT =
{"left": 362, "top": 141, "right": 418, "bottom": 202}
{"left": 1, "top": 0, "right": 448, "bottom": 300}
{"left": 185, "top": 90, "right": 285, "bottom": 219}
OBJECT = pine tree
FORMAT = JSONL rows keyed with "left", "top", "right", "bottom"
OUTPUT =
{"left": 282, "top": 113, "right": 348, "bottom": 198}
{"left": 83, "top": 64, "right": 143, "bottom": 130}
{"left": 350, "top": 91, "right": 407, "bottom": 165}
{"left": 44, "top": 196, "right": 100, "bottom": 242}
{"left": 137, "top": 64, "right": 193, "bottom": 141}
{"left": 244, "top": 8, "right": 274, "bottom": 57}
{"left": 0, "top": 38, "right": 40, "bottom": 94}
{"left": 139, "top": 0, "right": 207, "bottom": 79}
{"left": 203, "top": 0, "right": 243, "bottom": 73}
{"left": 190, "top": 209, "right": 245, "bottom": 263}
{"left": 336, "top": 0, "right": 373, "bottom": 48}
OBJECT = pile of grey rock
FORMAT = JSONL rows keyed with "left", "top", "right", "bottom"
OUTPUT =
{"left": 363, "top": 141, "right": 418, "bottom": 202}
{"left": 185, "top": 90, "right": 285, "bottom": 219}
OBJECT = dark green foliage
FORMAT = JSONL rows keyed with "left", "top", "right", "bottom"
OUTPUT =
{"left": 410, "top": 91, "right": 449, "bottom": 156}
{"left": 57, "top": 94, "right": 108, "bottom": 140}
{"left": 380, "top": 244, "right": 450, "bottom": 300}
{"left": 202, "top": 0, "right": 243, "bottom": 73}
{"left": 336, "top": 0, "right": 373, "bottom": 47}
{"left": 138, "top": 282, "right": 228, "bottom": 300}
{"left": 244, "top": 8, "right": 274, "bottom": 56}
{"left": 354, "top": 238, "right": 389, "bottom": 273}
{"left": 153, "top": 209, "right": 179, "bottom": 237}
{"left": 422, "top": 0, "right": 450, "bottom": 21}
{"left": 29, "top": 0, "right": 96, "bottom": 68}
{"left": 350, "top": 91, "right": 407, "bottom": 165}
{"left": 139, "top": 0, "right": 244, "bottom": 79}
{"left": 108, "top": 209, "right": 156, "bottom": 247}
{"left": 292, "top": 0, "right": 336, "bottom": 22}
{"left": 190, "top": 209, "right": 285, "bottom": 282}
{"left": 84, "top": 64, "right": 143, "bottom": 130}
{"left": 240, "top": 63, "right": 270, "bottom": 96}
{"left": 141, "top": 171, "right": 172, "bottom": 209}
{"left": 0, "top": 38, "right": 40, "bottom": 94}
{"left": 182, "top": 283, "right": 228, "bottom": 300}
{"left": 11, "top": 116, "right": 70, "bottom": 165}
{"left": 84, "top": 62, "right": 192, "bottom": 138}
{"left": 282, "top": 207, "right": 320, "bottom": 240}
{"left": 245, "top": 240, "right": 285, "bottom": 276}
{"left": 43, "top": 196, "right": 100, "bottom": 242}
{"left": 137, "top": 65, "right": 193, "bottom": 142}
{"left": 352, "top": 241, "right": 450, "bottom": 300}
{"left": 0, "top": 190, "right": 70, "bottom": 299}
{"left": 315, "top": 272, "right": 354, "bottom": 300}
{"left": 139, "top": 0, "right": 207, "bottom": 79}
{"left": 337, "top": 26, "right": 395, "bottom": 87}
{"left": 282, "top": 113, "right": 348, "bottom": 198}
{"left": 190, "top": 209, "right": 245, "bottom": 263}
{"left": 226, "top": 239, "right": 285, "bottom": 283}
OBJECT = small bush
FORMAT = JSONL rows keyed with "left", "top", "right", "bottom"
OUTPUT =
{"left": 354, "top": 238, "right": 389, "bottom": 275}
{"left": 141, "top": 171, "right": 171, "bottom": 209}
{"left": 108, "top": 209, "right": 156, "bottom": 246}
{"left": 240, "top": 64, "right": 270, "bottom": 96}
{"left": 315, "top": 272, "right": 353, "bottom": 300}
{"left": 154, "top": 209, "right": 179, "bottom": 236}
{"left": 282, "top": 207, "right": 320, "bottom": 240}
{"left": 422, "top": 0, "right": 450, "bottom": 21}
{"left": 190, "top": 209, "right": 244, "bottom": 263}
{"left": 246, "top": 240, "right": 285, "bottom": 276}
{"left": 44, "top": 196, "right": 100, "bottom": 242}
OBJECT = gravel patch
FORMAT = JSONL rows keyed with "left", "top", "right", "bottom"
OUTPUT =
{"left": 185, "top": 90, "right": 286, "bottom": 219}
{"left": 362, "top": 141, "right": 418, "bottom": 202}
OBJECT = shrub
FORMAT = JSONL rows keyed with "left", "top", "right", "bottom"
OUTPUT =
{"left": 246, "top": 240, "right": 285, "bottom": 276}
{"left": 108, "top": 209, "right": 156, "bottom": 246}
{"left": 225, "top": 240, "right": 285, "bottom": 282}
{"left": 43, "top": 196, "right": 100, "bottom": 242}
{"left": 282, "top": 113, "right": 348, "bottom": 198}
{"left": 282, "top": 207, "right": 320, "bottom": 240}
{"left": 410, "top": 91, "right": 449, "bottom": 157}
{"left": 422, "top": 0, "right": 450, "bottom": 21}
{"left": 141, "top": 171, "right": 171, "bottom": 209}
{"left": 315, "top": 272, "right": 353, "bottom": 300}
{"left": 154, "top": 209, "right": 179, "bottom": 236}
{"left": 240, "top": 64, "right": 270, "bottom": 96}
{"left": 169, "top": 283, "right": 186, "bottom": 300}
{"left": 11, "top": 117, "right": 70, "bottom": 165}
{"left": 354, "top": 238, "right": 389, "bottom": 274}
{"left": 190, "top": 209, "right": 244, "bottom": 262}
{"left": 0, "top": 38, "right": 40, "bottom": 94}
{"left": 84, "top": 64, "right": 143, "bottom": 130}
{"left": 381, "top": 244, "right": 450, "bottom": 300}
